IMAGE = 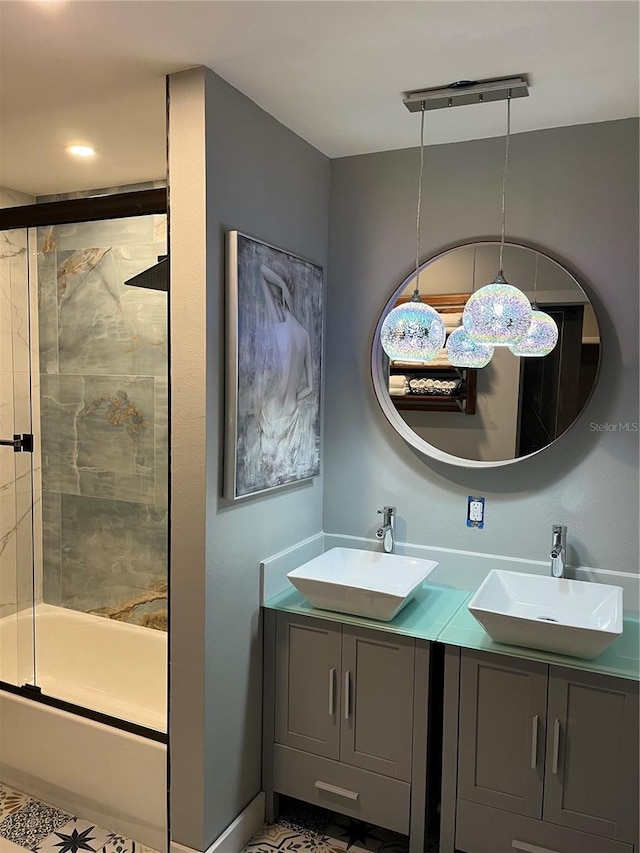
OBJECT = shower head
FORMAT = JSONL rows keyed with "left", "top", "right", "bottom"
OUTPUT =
{"left": 125, "top": 255, "right": 168, "bottom": 292}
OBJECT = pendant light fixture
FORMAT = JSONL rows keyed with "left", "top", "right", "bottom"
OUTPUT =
{"left": 381, "top": 105, "right": 445, "bottom": 363}
{"left": 462, "top": 93, "right": 532, "bottom": 346}
{"left": 446, "top": 249, "right": 494, "bottom": 368}
{"left": 509, "top": 253, "right": 559, "bottom": 357}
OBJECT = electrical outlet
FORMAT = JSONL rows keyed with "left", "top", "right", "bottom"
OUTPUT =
{"left": 467, "top": 496, "right": 485, "bottom": 528}
{"left": 469, "top": 500, "right": 484, "bottom": 522}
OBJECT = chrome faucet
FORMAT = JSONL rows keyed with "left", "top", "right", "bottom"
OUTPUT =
{"left": 376, "top": 506, "right": 396, "bottom": 554}
{"left": 550, "top": 525, "right": 567, "bottom": 578}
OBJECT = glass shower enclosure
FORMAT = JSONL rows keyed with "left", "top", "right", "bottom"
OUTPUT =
{"left": 0, "top": 189, "right": 168, "bottom": 734}
{"left": 0, "top": 226, "right": 36, "bottom": 691}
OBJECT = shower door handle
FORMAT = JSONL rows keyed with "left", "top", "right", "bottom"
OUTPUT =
{"left": 0, "top": 434, "right": 33, "bottom": 453}
{"left": 0, "top": 435, "right": 21, "bottom": 451}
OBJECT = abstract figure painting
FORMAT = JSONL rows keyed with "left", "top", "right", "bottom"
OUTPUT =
{"left": 225, "top": 232, "right": 323, "bottom": 500}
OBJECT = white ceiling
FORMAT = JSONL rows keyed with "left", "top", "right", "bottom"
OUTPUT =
{"left": 0, "top": 0, "right": 638, "bottom": 197}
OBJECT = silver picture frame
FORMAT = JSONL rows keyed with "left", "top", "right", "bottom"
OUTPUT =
{"left": 225, "top": 231, "right": 323, "bottom": 501}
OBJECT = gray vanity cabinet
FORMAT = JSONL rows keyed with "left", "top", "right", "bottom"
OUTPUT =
{"left": 542, "top": 666, "right": 639, "bottom": 842}
{"left": 457, "top": 651, "right": 547, "bottom": 818}
{"left": 339, "top": 625, "right": 415, "bottom": 781}
{"left": 264, "top": 610, "right": 431, "bottom": 852}
{"left": 274, "top": 613, "right": 341, "bottom": 760}
{"left": 273, "top": 615, "right": 414, "bottom": 772}
{"left": 442, "top": 647, "right": 640, "bottom": 853}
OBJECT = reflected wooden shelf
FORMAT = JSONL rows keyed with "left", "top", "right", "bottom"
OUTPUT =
{"left": 390, "top": 364, "right": 477, "bottom": 415}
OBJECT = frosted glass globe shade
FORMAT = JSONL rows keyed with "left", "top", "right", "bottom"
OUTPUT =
{"left": 381, "top": 300, "right": 446, "bottom": 362}
{"left": 445, "top": 326, "right": 494, "bottom": 368}
{"left": 463, "top": 275, "right": 533, "bottom": 346}
{"left": 509, "top": 310, "right": 559, "bottom": 357}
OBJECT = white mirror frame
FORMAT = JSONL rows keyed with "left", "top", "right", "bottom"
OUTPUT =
{"left": 371, "top": 240, "right": 601, "bottom": 469}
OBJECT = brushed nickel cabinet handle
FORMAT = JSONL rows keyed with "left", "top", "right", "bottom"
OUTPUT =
{"left": 314, "top": 780, "right": 359, "bottom": 801}
{"left": 344, "top": 670, "right": 351, "bottom": 720}
{"left": 530, "top": 714, "right": 539, "bottom": 770}
{"left": 328, "top": 667, "right": 335, "bottom": 715}
{"left": 552, "top": 719, "right": 561, "bottom": 774}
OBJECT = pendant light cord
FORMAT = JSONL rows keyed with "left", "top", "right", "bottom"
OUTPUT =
{"left": 532, "top": 252, "right": 539, "bottom": 308}
{"left": 413, "top": 103, "right": 426, "bottom": 300}
{"left": 498, "top": 91, "right": 511, "bottom": 274}
{"left": 472, "top": 248, "right": 476, "bottom": 293}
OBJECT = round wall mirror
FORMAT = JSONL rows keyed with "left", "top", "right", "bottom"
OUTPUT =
{"left": 371, "top": 241, "right": 601, "bottom": 468}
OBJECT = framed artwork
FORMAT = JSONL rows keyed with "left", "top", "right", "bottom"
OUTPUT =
{"left": 225, "top": 231, "right": 323, "bottom": 501}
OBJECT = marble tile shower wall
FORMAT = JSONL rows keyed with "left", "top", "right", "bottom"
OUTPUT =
{"left": 37, "top": 214, "right": 168, "bottom": 630}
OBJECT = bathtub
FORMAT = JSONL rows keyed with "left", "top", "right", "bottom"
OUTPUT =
{"left": 0, "top": 604, "right": 167, "bottom": 851}
{"left": 37, "top": 603, "right": 167, "bottom": 730}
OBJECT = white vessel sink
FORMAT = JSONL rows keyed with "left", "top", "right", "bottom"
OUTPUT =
{"left": 468, "top": 570, "right": 623, "bottom": 659}
{"left": 287, "top": 547, "right": 438, "bottom": 622}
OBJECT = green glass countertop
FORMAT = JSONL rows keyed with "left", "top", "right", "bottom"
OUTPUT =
{"left": 264, "top": 584, "right": 469, "bottom": 642}
{"left": 265, "top": 585, "right": 640, "bottom": 681}
{"left": 438, "top": 596, "right": 640, "bottom": 681}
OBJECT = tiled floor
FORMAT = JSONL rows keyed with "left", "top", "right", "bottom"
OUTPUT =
{"left": 242, "top": 797, "right": 439, "bottom": 853}
{"left": 1, "top": 784, "right": 436, "bottom": 853}
{"left": 0, "top": 783, "right": 158, "bottom": 853}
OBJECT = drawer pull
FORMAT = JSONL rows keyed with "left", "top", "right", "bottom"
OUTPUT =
{"left": 314, "top": 780, "right": 359, "bottom": 801}
{"left": 530, "top": 714, "right": 539, "bottom": 770}
{"left": 344, "top": 670, "right": 351, "bottom": 720}
{"left": 328, "top": 668, "right": 335, "bottom": 715}
{"left": 512, "top": 842, "right": 559, "bottom": 853}
{"left": 552, "top": 719, "right": 561, "bottom": 774}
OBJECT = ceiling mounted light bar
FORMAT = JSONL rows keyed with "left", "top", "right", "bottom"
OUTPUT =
{"left": 403, "top": 76, "right": 529, "bottom": 113}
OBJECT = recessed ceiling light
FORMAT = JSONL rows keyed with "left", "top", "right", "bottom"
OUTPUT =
{"left": 66, "top": 144, "right": 96, "bottom": 158}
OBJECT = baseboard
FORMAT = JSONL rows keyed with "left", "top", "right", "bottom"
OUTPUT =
{"left": 170, "top": 792, "right": 265, "bottom": 853}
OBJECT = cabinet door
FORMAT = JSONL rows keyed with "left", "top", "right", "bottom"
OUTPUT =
{"left": 544, "top": 666, "right": 639, "bottom": 844}
{"left": 275, "top": 613, "right": 341, "bottom": 760}
{"left": 340, "top": 626, "right": 414, "bottom": 781}
{"left": 458, "top": 650, "right": 547, "bottom": 818}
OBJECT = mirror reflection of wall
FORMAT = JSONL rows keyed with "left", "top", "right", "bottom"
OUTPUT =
{"left": 376, "top": 242, "right": 601, "bottom": 465}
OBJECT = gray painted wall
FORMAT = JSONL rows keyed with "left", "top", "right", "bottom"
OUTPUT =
{"left": 404, "top": 347, "right": 521, "bottom": 461}
{"left": 324, "top": 119, "right": 639, "bottom": 574}
{"left": 168, "top": 68, "right": 329, "bottom": 849}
